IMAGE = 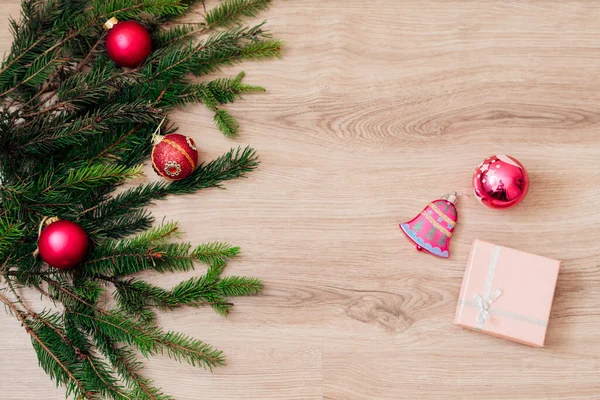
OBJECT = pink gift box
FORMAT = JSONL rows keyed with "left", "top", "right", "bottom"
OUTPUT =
{"left": 455, "top": 239, "right": 560, "bottom": 347}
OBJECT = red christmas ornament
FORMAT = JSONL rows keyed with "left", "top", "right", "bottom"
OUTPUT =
{"left": 104, "top": 18, "right": 152, "bottom": 68}
{"left": 473, "top": 154, "right": 529, "bottom": 209}
{"left": 151, "top": 133, "right": 199, "bottom": 180}
{"left": 400, "top": 192, "right": 459, "bottom": 258}
{"left": 38, "top": 219, "right": 89, "bottom": 269}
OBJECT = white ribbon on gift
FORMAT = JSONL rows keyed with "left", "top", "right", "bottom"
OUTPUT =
{"left": 473, "top": 244, "right": 502, "bottom": 329}
{"left": 473, "top": 288, "right": 502, "bottom": 328}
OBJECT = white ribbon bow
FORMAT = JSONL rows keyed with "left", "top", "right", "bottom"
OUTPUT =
{"left": 473, "top": 288, "right": 502, "bottom": 326}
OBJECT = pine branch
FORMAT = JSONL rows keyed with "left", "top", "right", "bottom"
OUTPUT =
{"left": 81, "top": 206, "right": 153, "bottom": 240}
{"left": 213, "top": 108, "right": 239, "bottom": 137}
{"left": 192, "top": 242, "right": 240, "bottom": 267}
{"left": 0, "top": 218, "right": 24, "bottom": 260}
{"left": 94, "top": 0, "right": 190, "bottom": 21}
{"left": 159, "top": 331, "right": 224, "bottom": 369}
{"left": 167, "top": 146, "right": 259, "bottom": 194}
{"left": 216, "top": 276, "right": 263, "bottom": 297}
{"left": 71, "top": 309, "right": 163, "bottom": 355}
{"left": 46, "top": 164, "right": 143, "bottom": 193}
{"left": 205, "top": 71, "right": 266, "bottom": 104}
{"left": 153, "top": 23, "right": 209, "bottom": 48}
{"left": 0, "top": 0, "right": 278, "bottom": 397}
{"left": 113, "top": 279, "right": 170, "bottom": 320}
{"left": 80, "top": 352, "right": 133, "bottom": 400}
{"left": 80, "top": 146, "right": 258, "bottom": 223}
{"left": 16, "top": 102, "right": 162, "bottom": 156}
{"left": 61, "top": 296, "right": 224, "bottom": 370}
{"left": 94, "top": 334, "right": 174, "bottom": 400}
{"left": 0, "top": 293, "right": 94, "bottom": 400}
{"left": 205, "top": 0, "right": 271, "bottom": 27}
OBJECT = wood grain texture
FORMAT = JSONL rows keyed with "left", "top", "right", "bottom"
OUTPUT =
{"left": 1, "top": 0, "right": 600, "bottom": 398}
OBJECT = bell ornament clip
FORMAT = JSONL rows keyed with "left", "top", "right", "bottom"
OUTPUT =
{"left": 399, "top": 192, "right": 459, "bottom": 258}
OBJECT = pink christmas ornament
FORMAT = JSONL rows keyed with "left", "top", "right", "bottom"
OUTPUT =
{"left": 38, "top": 219, "right": 89, "bottom": 269}
{"left": 400, "top": 192, "right": 459, "bottom": 258}
{"left": 472, "top": 155, "right": 529, "bottom": 209}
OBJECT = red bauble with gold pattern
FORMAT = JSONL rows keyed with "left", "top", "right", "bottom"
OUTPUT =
{"left": 473, "top": 154, "right": 529, "bottom": 209}
{"left": 104, "top": 18, "right": 152, "bottom": 68}
{"left": 151, "top": 133, "right": 198, "bottom": 180}
{"left": 38, "top": 220, "right": 89, "bottom": 270}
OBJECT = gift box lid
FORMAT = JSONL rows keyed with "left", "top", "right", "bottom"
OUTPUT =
{"left": 455, "top": 239, "right": 560, "bottom": 347}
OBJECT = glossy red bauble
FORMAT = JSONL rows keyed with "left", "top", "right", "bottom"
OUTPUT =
{"left": 105, "top": 20, "right": 152, "bottom": 68}
{"left": 38, "top": 220, "right": 89, "bottom": 269}
{"left": 473, "top": 154, "right": 529, "bottom": 209}
{"left": 151, "top": 133, "right": 199, "bottom": 180}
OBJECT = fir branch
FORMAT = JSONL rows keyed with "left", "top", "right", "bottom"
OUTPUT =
{"left": 16, "top": 102, "right": 162, "bottom": 156}
{"left": 107, "top": 242, "right": 242, "bottom": 316}
{"left": 94, "top": 334, "right": 173, "bottom": 400}
{"left": 86, "top": 124, "right": 144, "bottom": 164}
{"left": 213, "top": 108, "right": 239, "bottom": 137}
{"left": 113, "top": 279, "right": 168, "bottom": 320}
{"left": 83, "top": 238, "right": 196, "bottom": 277}
{"left": 206, "top": 71, "right": 266, "bottom": 104}
{"left": 69, "top": 304, "right": 225, "bottom": 370}
{"left": 82, "top": 146, "right": 258, "bottom": 220}
{"left": 87, "top": 208, "right": 154, "bottom": 240}
{"left": 153, "top": 23, "right": 209, "bottom": 48}
{"left": 44, "top": 277, "right": 100, "bottom": 312}
{"left": 151, "top": 24, "right": 275, "bottom": 80}
{"left": 159, "top": 331, "right": 225, "bottom": 369}
{"left": 205, "top": 0, "right": 271, "bottom": 27}
{"left": 0, "top": 218, "right": 24, "bottom": 260}
{"left": 46, "top": 164, "right": 143, "bottom": 193}
{"left": 94, "top": 0, "right": 190, "bottom": 21}
{"left": 72, "top": 309, "right": 163, "bottom": 355}
{"left": 192, "top": 242, "right": 240, "bottom": 267}
{"left": 34, "top": 307, "right": 133, "bottom": 400}
{"left": 0, "top": 0, "right": 278, "bottom": 396}
{"left": 0, "top": 34, "right": 50, "bottom": 83}
{"left": 167, "top": 146, "right": 259, "bottom": 194}
{"left": 216, "top": 276, "right": 263, "bottom": 297}
{"left": 0, "top": 293, "right": 94, "bottom": 400}
{"left": 30, "top": 322, "right": 94, "bottom": 400}
{"left": 80, "top": 352, "right": 133, "bottom": 400}
{"left": 241, "top": 37, "right": 282, "bottom": 59}
{"left": 21, "top": 51, "right": 64, "bottom": 88}
{"left": 168, "top": 275, "right": 230, "bottom": 314}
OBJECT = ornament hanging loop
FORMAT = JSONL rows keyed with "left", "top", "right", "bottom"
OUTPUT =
{"left": 442, "top": 191, "right": 458, "bottom": 204}
{"left": 32, "top": 216, "right": 60, "bottom": 258}
{"left": 103, "top": 17, "right": 119, "bottom": 31}
{"left": 440, "top": 191, "right": 471, "bottom": 204}
{"left": 151, "top": 117, "right": 167, "bottom": 145}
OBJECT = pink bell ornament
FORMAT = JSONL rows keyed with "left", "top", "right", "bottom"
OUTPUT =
{"left": 399, "top": 192, "right": 459, "bottom": 258}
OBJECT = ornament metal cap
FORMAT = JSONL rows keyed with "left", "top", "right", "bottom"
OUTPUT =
{"left": 442, "top": 191, "right": 458, "bottom": 204}
{"left": 399, "top": 194, "right": 459, "bottom": 258}
{"left": 103, "top": 17, "right": 119, "bottom": 31}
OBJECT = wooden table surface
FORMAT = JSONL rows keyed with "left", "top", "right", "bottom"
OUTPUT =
{"left": 1, "top": 1, "right": 600, "bottom": 399}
